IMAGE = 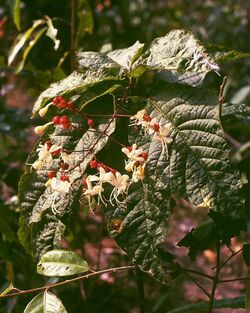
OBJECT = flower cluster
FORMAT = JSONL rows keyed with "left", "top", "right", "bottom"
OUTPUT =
{"left": 32, "top": 141, "right": 62, "bottom": 170}
{"left": 130, "top": 109, "right": 173, "bottom": 155}
{"left": 121, "top": 144, "right": 148, "bottom": 183}
{"left": 83, "top": 144, "right": 148, "bottom": 210}
{"left": 83, "top": 162, "right": 130, "bottom": 208}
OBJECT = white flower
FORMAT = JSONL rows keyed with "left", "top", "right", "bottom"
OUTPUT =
{"left": 50, "top": 177, "right": 71, "bottom": 193}
{"left": 46, "top": 177, "right": 71, "bottom": 215}
{"left": 132, "top": 164, "right": 145, "bottom": 183}
{"left": 32, "top": 142, "right": 53, "bottom": 170}
{"left": 38, "top": 103, "right": 52, "bottom": 117}
{"left": 107, "top": 171, "right": 130, "bottom": 206}
{"left": 130, "top": 109, "right": 146, "bottom": 123}
{"left": 34, "top": 122, "right": 53, "bottom": 135}
{"left": 155, "top": 124, "right": 173, "bottom": 156}
{"left": 122, "top": 144, "right": 145, "bottom": 163}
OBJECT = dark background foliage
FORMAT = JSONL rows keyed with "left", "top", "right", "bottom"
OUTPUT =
{"left": 0, "top": 1, "right": 249, "bottom": 312}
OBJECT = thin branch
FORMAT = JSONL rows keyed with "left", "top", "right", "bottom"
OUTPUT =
{"left": 184, "top": 272, "right": 211, "bottom": 299}
{"left": 218, "top": 276, "right": 250, "bottom": 283}
{"left": 0, "top": 265, "right": 135, "bottom": 300}
{"left": 208, "top": 240, "right": 221, "bottom": 313}
{"left": 218, "top": 247, "right": 243, "bottom": 271}
{"left": 181, "top": 267, "right": 213, "bottom": 280}
{"left": 70, "top": 0, "right": 77, "bottom": 71}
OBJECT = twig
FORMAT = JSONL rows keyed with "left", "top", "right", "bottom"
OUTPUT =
{"left": 181, "top": 268, "right": 213, "bottom": 280}
{"left": 0, "top": 265, "right": 135, "bottom": 299}
{"left": 70, "top": 0, "right": 77, "bottom": 71}
{"left": 184, "top": 272, "right": 211, "bottom": 299}
{"left": 218, "top": 247, "right": 243, "bottom": 271}
{"left": 218, "top": 277, "right": 250, "bottom": 283}
{"left": 208, "top": 240, "right": 221, "bottom": 313}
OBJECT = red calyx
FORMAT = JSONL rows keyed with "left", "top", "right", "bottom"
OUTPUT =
{"left": 53, "top": 97, "right": 60, "bottom": 105}
{"left": 67, "top": 101, "right": 74, "bottom": 110}
{"left": 50, "top": 149, "right": 61, "bottom": 156}
{"left": 60, "top": 162, "right": 69, "bottom": 170}
{"left": 59, "top": 115, "right": 69, "bottom": 124}
{"left": 143, "top": 115, "right": 152, "bottom": 122}
{"left": 141, "top": 152, "right": 148, "bottom": 160}
{"left": 90, "top": 159, "right": 98, "bottom": 168}
{"left": 83, "top": 177, "right": 87, "bottom": 186}
{"left": 58, "top": 99, "right": 67, "bottom": 109}
{"left": 48, "top": 171, "right": 56, "bottom": 179}
{"left": 60, "top": 175, "right": 69, "bottom": 182}
{"left": 87, "top": 119, "right": 94, "bottom": 127}
{"left": 153, "top": 123, "right": 160, "bottom": 132}
{"left": 45, "top": 140, "right": 52, "bottom": 150}
{"left": 52, "top": 116, "right": 61, "bottom": 125}
{"left": 110, "top": 168, "right": 117, "bottom": 175}
{"left": 127, "top": 146, "right": 133, "bottom": 152}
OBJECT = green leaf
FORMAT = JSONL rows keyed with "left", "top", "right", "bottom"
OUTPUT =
{"left": 8, "top": 19, "right": 45, "bottom": 66}
{"left": 144, "top": 84, "right": 244, "bottom": 217}
{"left": 136, "top": 29, "right": 219, "bottom": 86}
{"left": 15, "top": 27, "right": 47, "bottom": 73}
{"left": 19, "top": 113, "right": 116, "bottom": 257}
{"left": 105, "top": 181, "right": 171, "bottom": 284}
{"left": 24, "top": 291, "right": 68, "bottom": 313}
{"left": 221, "top": 102, "right": 250, "bottom": 125}
{"left": 37, "top": 249, "right": 89, "bottom": 276}
{"left": 13, "top": 0, "right": 21, "bottom": 31}
{"left": 45, "top": 16, "right": 60, "bottom": 50}
{"left": 77, "top": 51, "right": 120, "bottom": 70}
{"left": 107, "top": 41, "right": 144, "bottom": 70}
{"left": 0, "top": 283, "right": 14, "bottom": 297}
{"left": 32, "top": 70, "right": 123, "bottom": 114}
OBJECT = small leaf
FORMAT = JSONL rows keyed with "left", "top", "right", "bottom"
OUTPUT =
{"left": 8, "top": 19, "right": 45, "bottom": 66}
{"left": 24, "top": 291, "right": 68, "bottom": 313}
{"left": 45, "top": 16, "right": 60, "bottom": 50}
{"left": 37, "top": 250, "right": 89, "bottom": 276}
{"left": 15, "top": 27, "right": 47, "bottom": 73}
{"left": 13, "top": 0, "right": 21, "bottom": 31}
{"left": 0, "top": 283, "right": 14, "bottom": 297}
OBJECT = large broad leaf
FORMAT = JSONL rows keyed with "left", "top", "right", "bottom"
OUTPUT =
{"left": 37, "top": 250, "right": 89, "bottom": 276}
{"left": 135, "top": 29, "right": 219, "bottom": 86}
{"left": 107, "top": 41, "right": 144, "bottom": 70}
{"left": 19, "top": 114, "right": 116, "bottom": 257}
{"left": 105, "top": 181, "right": 171, "bottom": 284}
{"left": 24, "top": 291, "right": 67, "bottom": 313}
{"left": 32, "top": 70, "right": 123, "bottom": 114}
{"left": 144, "top": 84, "right": 244, "bottom": 217}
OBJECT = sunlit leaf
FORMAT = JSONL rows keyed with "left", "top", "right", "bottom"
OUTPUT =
{"left": 24, "top": 291, "right": 68, "bottom": 313}
{"left": 45, "top": 16, "right": 60, "bottom": 50}
{"left": 135, "top": 29, "right": 220, "bottom": 86}
{"left": 8, "top": 19, "right": 45, "bottom": 66}
{"left": 15, "top": 27, "right": 47, "bottom": 73}
{"left": 37, "top": 250, "right": 89, "bottom": 276}
{"left": 13, "top": 0, "right": 21, "bottom": 31}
